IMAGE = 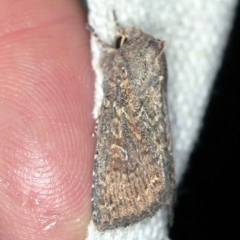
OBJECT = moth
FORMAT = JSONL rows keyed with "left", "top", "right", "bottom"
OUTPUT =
{"left": 90, "top": 13, "right": 175, "bottom": 232}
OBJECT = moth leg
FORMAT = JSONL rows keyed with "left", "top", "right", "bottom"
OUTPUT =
{"left": 167, "top": 189, "right": 176, "bottom": 227}
{"left": 91, "top": 119, "right": 99, "bottom": 137}
{"left": 91, "top": 107, "right": 102, "bottom": 137}
{"left": 87, "top": 24, "right": 115, "bottom": 52}
{"left": 158, "top": 40, "right": 166, "bottom": 55}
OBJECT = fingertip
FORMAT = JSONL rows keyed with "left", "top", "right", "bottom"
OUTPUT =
{"left": 0, "top": 1, "right": 95, "bottom": 239}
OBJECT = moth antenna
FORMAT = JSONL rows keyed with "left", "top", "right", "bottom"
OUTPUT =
{"left": 112, "top": 11, "right": 119, "bottom": 27}
{"left": 112, "top": 10, "right": 124, "bottom": 35}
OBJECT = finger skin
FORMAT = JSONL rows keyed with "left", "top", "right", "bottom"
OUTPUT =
{"left": 0, "top": 1, "right": 95, "bottom": 239}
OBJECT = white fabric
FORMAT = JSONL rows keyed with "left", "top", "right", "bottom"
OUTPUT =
{"left": 87, "top": 0, "right": 237, "bottom": 239}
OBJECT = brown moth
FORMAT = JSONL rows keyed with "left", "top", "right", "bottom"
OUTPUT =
{"left": 90, "top": 13, "right": 175, "bottom": 232}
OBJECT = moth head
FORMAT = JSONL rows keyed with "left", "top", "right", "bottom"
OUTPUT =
{"left": 115, "top": 27, "right": 143, "bottom": 49}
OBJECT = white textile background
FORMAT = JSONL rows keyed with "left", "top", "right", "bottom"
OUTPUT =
{"left": 86, "top": 0, "right": 237, "bottom": 239}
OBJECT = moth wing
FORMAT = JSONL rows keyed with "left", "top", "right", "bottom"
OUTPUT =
{"left": 92, "top": 72, "right": 174, "bottom": 231}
